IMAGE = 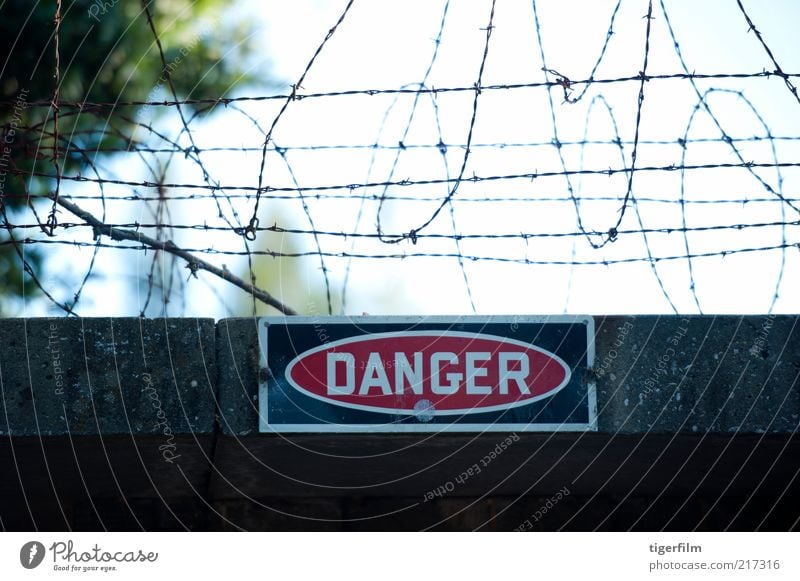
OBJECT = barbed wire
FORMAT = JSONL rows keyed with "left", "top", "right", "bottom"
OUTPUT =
{"left": 3, "top": 71, "right": 798, "bottom": 111}
{"left": 8, "top": 161, "right": 799, "bottom": 194}
{"left": 1, "top": 0, "right": 799, "bottom": 316}
{"left": 5, "top": 218, "right": 797, "bottom": 239}
{"left": 21, "top": 134, "right": 800, "bottom": 157}
{"left": 4, "top": 237, "right": 797, "bottom": 266}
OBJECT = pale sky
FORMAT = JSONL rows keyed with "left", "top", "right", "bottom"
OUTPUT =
{"left": 31, "top": 0, "right": 800, "bottom": 318}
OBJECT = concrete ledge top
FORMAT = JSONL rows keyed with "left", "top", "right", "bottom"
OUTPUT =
{"left": 1, "top": 316, "right": 798, "bottom": 437}
{"left": 0, "top": 318, "right": 216, "bottom": 437}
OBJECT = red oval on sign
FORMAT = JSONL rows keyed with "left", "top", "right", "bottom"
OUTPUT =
{"left": 285, "top": 331, "right": 571, "bottom": 415}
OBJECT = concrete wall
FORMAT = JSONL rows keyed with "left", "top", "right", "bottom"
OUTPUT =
{"left": 1, "top": 316, "right": 798, "bottom": 530}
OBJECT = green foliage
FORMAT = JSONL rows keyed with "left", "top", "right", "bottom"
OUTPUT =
{"left": 0, "top": 0, "right": 263, "bottom": 311}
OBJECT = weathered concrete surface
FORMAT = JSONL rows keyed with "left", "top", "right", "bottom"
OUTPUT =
{"left": 0, "top": 315, "right": 798, "bottom": 531}
{"left": 0, "top": 318, "right": 217, "bottom": 436}
{"left": 216, "top": 318, "right": 261, "bottom": 437}
{"left": 594, "top": 316, "right": 800, "bottom": 433}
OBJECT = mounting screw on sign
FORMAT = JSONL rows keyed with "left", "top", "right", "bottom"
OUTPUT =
{"left": 258, "top": 315, "right": 596, "bottom": 433}
{"left": 258, "top": 367, "right": 272, "bottom": 382}
{"left": 413, "top": 399, "right": 435, "bottom": 422}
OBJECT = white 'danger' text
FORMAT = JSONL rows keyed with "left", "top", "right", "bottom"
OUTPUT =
{"left": 325, "top": 351, "right": 531, "bottom": 396}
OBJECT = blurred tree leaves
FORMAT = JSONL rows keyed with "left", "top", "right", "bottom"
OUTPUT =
{"left": 0, "top": 0, "right": 262, "bottom": 312}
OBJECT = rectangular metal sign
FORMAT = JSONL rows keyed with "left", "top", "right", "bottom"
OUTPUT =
{"left": 258, "top": 315, "right": 596, "bottom": 433}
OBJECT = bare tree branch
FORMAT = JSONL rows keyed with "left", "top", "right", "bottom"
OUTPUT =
{"left": 52, "top": 194, "right": 298, "bottom": 316}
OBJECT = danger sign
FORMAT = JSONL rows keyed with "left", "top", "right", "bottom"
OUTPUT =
{"left": 258, "top": 316, "right": 596, "bottom": 432}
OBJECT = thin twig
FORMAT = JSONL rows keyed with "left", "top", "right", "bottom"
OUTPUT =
{"left": 52, "top": 195, "right": 298, "bottom": 315}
